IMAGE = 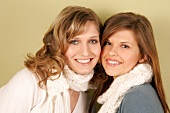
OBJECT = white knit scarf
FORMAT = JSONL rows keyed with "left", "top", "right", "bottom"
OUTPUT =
{"left": 97, "top": 63, "right": 153, "bottom": 113}
{"left": 46, "top": 65, "right": 94, "bottom": 113}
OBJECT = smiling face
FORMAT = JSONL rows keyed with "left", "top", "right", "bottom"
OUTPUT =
{"left": 101, "top": 29, "right": 144, "bottom": 79}
{"left": 65, "top": 21, "right": 101, "bottom": 75}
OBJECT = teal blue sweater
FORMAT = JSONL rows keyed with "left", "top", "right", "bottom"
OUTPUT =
{"left": 117, "top": 83, "right": 164, "bottom": 113}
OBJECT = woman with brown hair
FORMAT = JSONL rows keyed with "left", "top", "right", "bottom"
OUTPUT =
{"left": 0, "top": 6, "right": 102, "bottom": 113}
{"left": 90, "top": 12, "right": 169, "bottom": 113}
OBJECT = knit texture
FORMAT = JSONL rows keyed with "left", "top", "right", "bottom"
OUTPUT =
{"left": 97, "top": 63, "right": 153, "bottom": 113}
{"left": 46, "top": 65, "right": 94, "bottom": 113}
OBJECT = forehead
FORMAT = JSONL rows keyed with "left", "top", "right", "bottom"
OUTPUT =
{"left": 70, "top": 21, "right": 99, "bottom": 39}
{"left": 68, "top": 20, "right": 98, "bottom": 39}
{"left": 108, "top": 29, "right": 136, "bottom": 42}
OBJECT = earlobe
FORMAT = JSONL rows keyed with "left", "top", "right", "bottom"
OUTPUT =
{"left": 139, "top": 58, "right": 145, "bottom": 63}
{"left": 139, "top": 55, "right": 147, "bottom": 63}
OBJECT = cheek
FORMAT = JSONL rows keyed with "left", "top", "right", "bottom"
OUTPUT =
{"left": 101, "top": 47, "right": 108, "bottom": 57}
{"left": 124, "top": 53, "right": 141, "bottom": 67}
{"left": 64, "top": 51, "right": 70, "bottom": 61}
{"left": 65, "top": 47, "right": 76, "bottom": 64}
{"left": 91, "top": 45, "right": 101, "bottom": 56}
{"left": 100, "top": 51, "right": 105, "bottom": 58}
{"left": 64, "top": 52, "right": 70, "bottom": 63}
{"left": 100, "top": 49, "right": 108, "bottom": 64}
{"left": 96, "top": 49, "right": 101, "bottom": 57}
{"left": 65, "top": 46, "right": 77, "bottom": 57}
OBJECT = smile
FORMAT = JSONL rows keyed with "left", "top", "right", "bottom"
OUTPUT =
{"left": 107, "top": 60, "right": 120, "bottom": 65}
{"left": 76, "top": 59, "right": 91, "bottom": 64}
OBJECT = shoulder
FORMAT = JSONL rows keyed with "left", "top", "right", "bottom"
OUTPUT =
{"left": 118, "top": 83, "right": 164, "bottom": 113}
{"left": 0, "top": 68, "right": 41, "bottom": 98}
{"left": 126, "top": 83, "right": 157, "bottom": 99}
{"left": 0, "top": 68, "right": 44, "bottom": 112}
{"left": 2, "top": 68, "right": 38, "bottom": 88}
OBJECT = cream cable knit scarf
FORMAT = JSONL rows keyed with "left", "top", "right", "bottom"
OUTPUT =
{"left": 97, "top": 63, "right": 153, "bottom": 113}
{"left": 46, "top": 65, "right": 94, "bottom": 113}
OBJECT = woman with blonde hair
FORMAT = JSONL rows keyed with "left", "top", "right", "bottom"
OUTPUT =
{"left": 0, "top": 6, "right": 102, "bottom": 113}
{"left": 89, "top": 12, "right": 169, "bottom": 113}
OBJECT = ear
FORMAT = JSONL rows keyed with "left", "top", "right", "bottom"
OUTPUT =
{"left": 139, "top": 54, "right": 147, "bottom": 63}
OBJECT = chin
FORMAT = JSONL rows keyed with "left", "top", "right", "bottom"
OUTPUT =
{"left": 76, "top": 70, "right": 92, "bottom": 75}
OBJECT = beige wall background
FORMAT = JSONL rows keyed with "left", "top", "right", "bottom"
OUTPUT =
{"left": 0, "top": 0, "right": 169, "bottom": 106}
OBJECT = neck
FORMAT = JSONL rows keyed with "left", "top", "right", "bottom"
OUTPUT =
{"left": 69, "top": 89, "right": 80, "bottom": 112}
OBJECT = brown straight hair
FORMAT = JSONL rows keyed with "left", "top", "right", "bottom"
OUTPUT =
{"left": 90, "top": 12, "right": 169, "bottom": 113}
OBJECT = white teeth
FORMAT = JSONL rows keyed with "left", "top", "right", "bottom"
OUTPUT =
{"left": 77, "top": 59, "right": 90, "bottom": 63}
{"left": 108, "top": 60, "right": 119, "bottom": 65}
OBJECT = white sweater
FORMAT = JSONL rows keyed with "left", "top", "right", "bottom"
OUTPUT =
{"left": 0, "top": 68, "right": 89, "bottom": 113}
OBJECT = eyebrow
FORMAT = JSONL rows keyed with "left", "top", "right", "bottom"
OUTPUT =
{"left": 90, "top": 36, "right": 100, "bottom": 38}
{"left": 106, "top": 39, "right": 133, "bottom": 45}
{"left": 120, "top": 42, "right": 133, "bottom": 45}
{"left": 73, "top": 35, "right": 99, "bottom": 39}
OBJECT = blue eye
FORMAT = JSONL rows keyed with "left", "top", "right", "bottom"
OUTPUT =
{"left": 69, "top": 40, "right": 78, "bottom": 45}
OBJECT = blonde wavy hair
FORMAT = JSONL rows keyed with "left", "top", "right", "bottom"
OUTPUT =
{"left": 24, "top": 6, "right": 102, "bottom": 88}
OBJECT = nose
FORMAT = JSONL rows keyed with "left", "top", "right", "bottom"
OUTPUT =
{"left": 108, "top": 46, "right": 118, "bottom": 56}
{"left": 81, "top": 44, "right": 91, "bottom": 57}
